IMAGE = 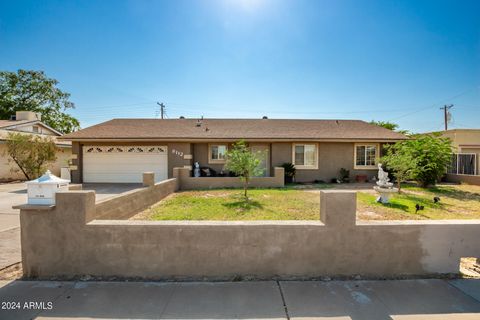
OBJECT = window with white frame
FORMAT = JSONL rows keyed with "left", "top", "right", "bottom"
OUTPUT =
{"left": 293, "top": 144, "right": 317, "bottom": 169}
{"left": 209, "top": 144, "right": 227, "bottom": 163}
{"left": 355, "top": 144, "right": 378, "bottom": 168}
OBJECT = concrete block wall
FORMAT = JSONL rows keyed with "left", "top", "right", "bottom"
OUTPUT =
{"left": 446, "top": 173, "right": 480, "bottom": 186}
{"left": 94, "top": 177, "right": 178, "bottom": 220}
{"left": 173, "top": 167, "right": 285, "bottom": 190}
{"left": 18, "top": 189, "right": 480, "bottom": 280}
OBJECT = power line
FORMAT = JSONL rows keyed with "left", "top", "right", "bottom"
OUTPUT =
{"left": 440, "top": 104, "right": 453, "bottom": 131}
{"left": 388, "top": 87, "right": 477, "bottom": 122}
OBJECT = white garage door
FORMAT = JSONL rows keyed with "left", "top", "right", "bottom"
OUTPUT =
{"left": 83, "top": 146, "right": 168, "bottom": 183}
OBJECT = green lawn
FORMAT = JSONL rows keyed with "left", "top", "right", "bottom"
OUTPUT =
{"left": 134, "top": 184, "right": 480, "bottom": 221}
{"left": 137, "top": 188, "right": 323, "bottom": 220}
{"left": 357, "top": 184, "right": 480, "bottom": 220}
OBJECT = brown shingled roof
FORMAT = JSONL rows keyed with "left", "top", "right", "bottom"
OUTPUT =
{"left": 60, "top": 118, "right": 407, "bottom": 141}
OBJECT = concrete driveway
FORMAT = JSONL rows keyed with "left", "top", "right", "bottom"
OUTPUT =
{"left": 0, "top": 279, "right": 479, "bottom": 319}
{"left": 0, "top": 183, "right": 26, "bottom": 270}
{"left": 82, "top": 183, "right": 143, "bottom": 202}
{"left": 0, "top": 182, "right": 26, "bottom": 232}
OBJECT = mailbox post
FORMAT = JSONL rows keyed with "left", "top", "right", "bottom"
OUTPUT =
{"left": 26, "top": 170, "right": 70, "bottom": 205}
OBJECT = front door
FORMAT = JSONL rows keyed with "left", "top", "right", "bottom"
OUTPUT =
{"left": 250, "top": 144, "right": 270, "bottom": 177}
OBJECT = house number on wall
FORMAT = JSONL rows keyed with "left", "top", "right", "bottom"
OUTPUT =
{"left": 172, "top": 149, "right": 184, "bottom": 157}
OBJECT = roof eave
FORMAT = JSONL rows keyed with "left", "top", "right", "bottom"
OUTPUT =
{"left": 59, "top": 137, "right": 407, "bottom": 143}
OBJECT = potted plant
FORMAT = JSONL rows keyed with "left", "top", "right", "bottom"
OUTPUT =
{"left": 281, "top": 162, "right": 296, "bottom": 184}
{"left": 338, "top": 168, "right": 350, "bottom": 183}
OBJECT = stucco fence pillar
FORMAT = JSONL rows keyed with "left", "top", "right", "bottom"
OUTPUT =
{"left": 173, "top": 166, "right": 285, "bottom": 190}
{"left": 16, "top": 189, "right": 480, "bottom": 279}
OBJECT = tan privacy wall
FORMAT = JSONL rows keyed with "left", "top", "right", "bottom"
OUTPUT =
{"left": 19, "top": 190, "right": 480, "bottom": 279}
{"left": 94, "top": 177, "right": 178, "bottom": 220}
{"left": 446, "top": 173, "right": 480, "bottom": 186}
{"left": 173, "top": 167, "right": 284, "bottom": 190}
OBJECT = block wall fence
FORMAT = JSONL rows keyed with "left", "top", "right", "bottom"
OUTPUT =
{"left": 17, "top": 186, "right": 480, "bottom": 280}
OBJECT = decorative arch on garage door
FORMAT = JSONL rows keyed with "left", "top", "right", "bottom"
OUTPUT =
{"left": 82, "top": 146, "right": 168, "bottom": 183}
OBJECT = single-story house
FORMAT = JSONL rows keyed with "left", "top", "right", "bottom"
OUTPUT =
{"left": 59, "top": 118, "right": 407, "bottom": 184}
{"left": 0, "top": 111, "right": 71, "bottom": 181}
{"left": 435, "top": 129, "right": 480, "bottom": 176}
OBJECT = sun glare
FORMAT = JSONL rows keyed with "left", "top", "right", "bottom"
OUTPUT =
{"left": 227, "top": 0, "right": 266, "bottom": 12}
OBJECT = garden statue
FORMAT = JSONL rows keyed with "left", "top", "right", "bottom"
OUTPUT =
{"left": 376, "top": 163, "right": 393, "bottom": 188}
{"left": 373, "top": 163, "right": 398, "bottom": 203}
{"left": 193, "top": 161, "right": 200, "bottom": 178}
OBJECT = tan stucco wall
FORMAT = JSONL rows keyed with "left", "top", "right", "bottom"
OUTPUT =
{"left": 70, "top": 141, "right": 192, "bottom": 183}
{"left": 173, "top": 167, "right": 284, "bottom": 190}
{"left": 18, "top": 190, "right": 480, "bottom": 279}
{"left": 0, "top": 144, "right": 71, "bottom": 181}
{"left": 271, "top": 142, "right": 382, "bottom": 183}
{"left": 70, "top": 140, "right": 390, "bottom": 184}
{"left": 446, "top": 173, "right": 480, "bottom": 186}
{"left": 94, "top": 178, "right": 178, "bottom": 220}
{"left": 193, "top": 142, "right": 231, "bottom": 173}
{"left": 441, "top": 130, "right": 480, "bottom": 150}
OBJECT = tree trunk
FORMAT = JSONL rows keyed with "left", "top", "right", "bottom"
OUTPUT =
{"left": 11, "top": 156, "right": 30, "bottom": 180}
{"left": 244, "top": 178, "right": 249, "bottom": 199}
{"left": 397, "top": 179, "right": 402, "bottom": 193}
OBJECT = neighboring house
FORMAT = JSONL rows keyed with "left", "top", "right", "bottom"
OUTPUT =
{"left": 60, "top": 118, "right": 406, "bottom": 184}
{"left": 0, "top": 111, "right": 72, "bottom": 181}
{"left": 438, "top": 129, "right": 480, "bottom": 176}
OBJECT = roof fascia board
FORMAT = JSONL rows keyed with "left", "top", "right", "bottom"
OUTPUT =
{"left": 60, "top": 138, "right": 406, "bottom": 143}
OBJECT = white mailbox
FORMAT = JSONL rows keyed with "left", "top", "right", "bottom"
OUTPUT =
{"left": 26, "top": 170, "right": 70, "bottom": 205}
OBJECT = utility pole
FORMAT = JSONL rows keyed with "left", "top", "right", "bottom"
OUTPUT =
{"left": 440, "top": 104, "right": 453, "bottom": 131}
{"left": 157, "top": 102, "right": 165, "bottom": 119}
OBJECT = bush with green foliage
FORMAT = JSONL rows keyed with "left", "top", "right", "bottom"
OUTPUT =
{"left": 4, "top": 132, "right": 58, "bottom": 180}
{"left": 382, "top": 133, "right": 452, "bottom": 188}
{"left": 225, "top": 140, "right": 264, "bottom": 199}
{"left": 280, "top": 162, "right": 296, "bottom": 183}
{"left": 338, "top": 168, "right": 350, "bottom": 183}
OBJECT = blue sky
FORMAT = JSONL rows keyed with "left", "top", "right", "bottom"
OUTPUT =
{"left": 0, "top": 0, "right": 479, "bottom": 132}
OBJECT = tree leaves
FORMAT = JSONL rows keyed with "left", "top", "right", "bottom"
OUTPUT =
{"left": 4, "top": 132, "right": 58, "bottom": 180}
{"left": 0, "top": 70, "right": 80, "bottom": 133}
{"left": 224, "top": 140, "right": 264, "bottom": 198}
{"left": 382, "top": 134, "right": 452, "bottom": 188}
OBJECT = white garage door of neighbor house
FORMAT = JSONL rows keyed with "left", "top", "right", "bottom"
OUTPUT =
{"left": 83, "top": 146, "right": 168, "bottom": 183}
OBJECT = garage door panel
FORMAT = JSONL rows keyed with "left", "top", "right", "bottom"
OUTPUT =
{"left": 83, "top": 146, "right": 168, "bottom": 183}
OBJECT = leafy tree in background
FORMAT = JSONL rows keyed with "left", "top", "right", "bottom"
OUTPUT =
{"left": 4, "top": 132, "right": 58, "bottom": 180}
{"left": 0, "top": 70, "right": 80, "bottom": 133}
{"left": 370, "top": 120, "right": 410, "bottom": 135}
{"left": 370, "top": 120, "right": 399, "bottom": 131}
{"left": 382, "top": 134, "right": 452, "bottom": 188}
{"left": 225, "top": 140, "right": 264, "bottom": 199}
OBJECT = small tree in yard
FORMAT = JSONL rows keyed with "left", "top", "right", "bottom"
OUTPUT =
{"left": 5, "top": 132, "right": 57, "bottom": 180}
{"left": 225, "top": 140, "right": 264, "bottom": 199}
{"left": 382, "top": 133, "right": 452, "bottom": 188}
{"left": 381, "top": 143, "right": 415, "bottom": 192}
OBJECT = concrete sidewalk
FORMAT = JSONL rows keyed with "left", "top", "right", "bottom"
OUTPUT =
{"left": 0, "top": 279, "right": 479, "bottom": 319}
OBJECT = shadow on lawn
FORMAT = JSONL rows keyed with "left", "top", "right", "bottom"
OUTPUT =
{"left": 428, "top": 186, "right": 480, "bottom": 201}
{"left": 403, "top": 184, "right": 480, "bottom": 201}
{"left": 377, "top": 193, "right": 444, "bottom": 215}
{"left": 222, "top": 199, "right": 264, "bottom": 211}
